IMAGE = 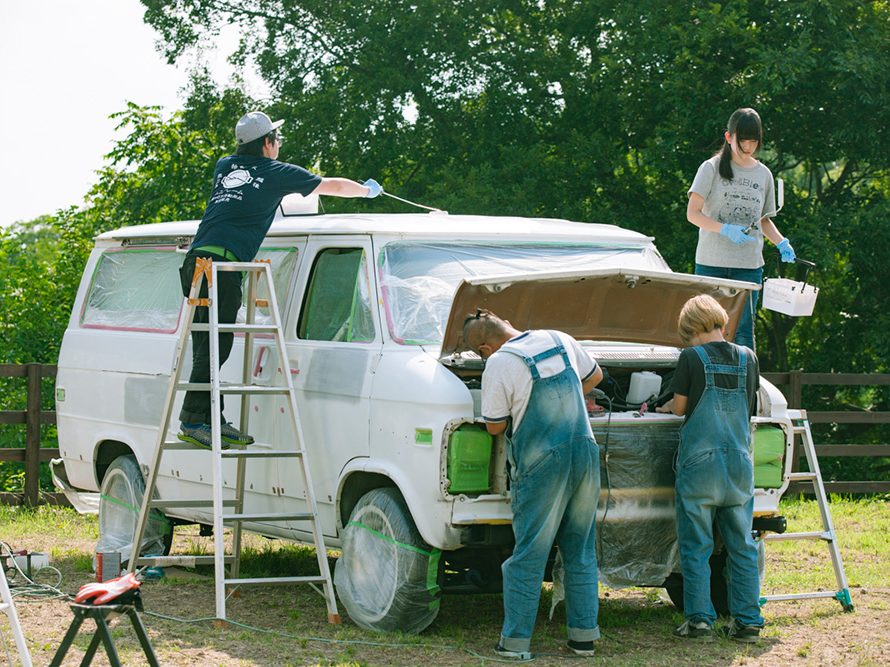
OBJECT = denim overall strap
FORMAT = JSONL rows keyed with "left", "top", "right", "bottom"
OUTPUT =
{"left": 675, "top": 343, "right": 763, "bottom": 628}
{"left": 496, "top": 332, "right": 600, "bottom": 652}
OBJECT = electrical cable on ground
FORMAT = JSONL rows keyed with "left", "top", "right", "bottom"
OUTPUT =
{"left": 0, "top": 542, "right": 66, "bottom": 602}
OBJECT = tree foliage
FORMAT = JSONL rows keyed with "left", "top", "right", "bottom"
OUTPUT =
{"left": 1, "top": 2, "right": 888, "bottom": 475}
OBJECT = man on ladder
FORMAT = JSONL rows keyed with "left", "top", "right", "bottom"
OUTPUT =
{"left": 177, "top": 109, "right": 382, "bottom": 448}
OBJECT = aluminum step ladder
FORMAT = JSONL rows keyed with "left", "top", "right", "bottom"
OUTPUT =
{"left": 760, "top": 409, "right": 854, "bottom": 612}
{"left": 128, "top": 257, "right": 340, "bottom": 623}
{"left": 0, "top": 560, "right": 32, "bottom": 667}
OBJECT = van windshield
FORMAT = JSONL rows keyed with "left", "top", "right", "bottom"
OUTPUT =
{"left": 379, "top": 242, "right": 667, "bottom": 345}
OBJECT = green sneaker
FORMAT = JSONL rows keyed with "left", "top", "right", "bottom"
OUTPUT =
{"left": 177, "top": 423, "right": 227, "bottom": 450}
{"left": 220, "top": 421, "right": 254, "bottom": 446}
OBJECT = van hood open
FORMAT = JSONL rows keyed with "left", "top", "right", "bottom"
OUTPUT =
{"left": 439, "top": 267, "right": 757, "bottom": 357}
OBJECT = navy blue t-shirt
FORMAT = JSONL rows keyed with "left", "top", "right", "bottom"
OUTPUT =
{"left": 191, "top": 155, "right": 322, "bottom": 262}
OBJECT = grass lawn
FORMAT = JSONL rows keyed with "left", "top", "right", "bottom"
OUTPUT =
{"left": 0, "top": 496, "right": 888, "bottom": 666}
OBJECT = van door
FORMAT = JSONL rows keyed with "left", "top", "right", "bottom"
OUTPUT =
{"left": 272, "top": 236, "right": 379, "bottom": 537}
{"left": 232, "top": 243, "right": 306, "bottom": 526}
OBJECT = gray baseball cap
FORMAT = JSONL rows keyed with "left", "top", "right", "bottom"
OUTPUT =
{"left": 235, "top": 111, "right": 285, "bottom": 145}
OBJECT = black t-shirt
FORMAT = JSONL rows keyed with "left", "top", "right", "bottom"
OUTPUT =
{"left": 191, "top": 155, "right": 322, "bottom": 262}
{"left": 671, "top": 341, "right": 759, "bottom": 422}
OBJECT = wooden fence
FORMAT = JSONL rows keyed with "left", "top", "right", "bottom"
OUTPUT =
{"left": 0, "top": 363, "right": 67, "bottom": 506}
{"left": 762, "top": 371, "right": 890, "bottom": 494}
{"left": 0, "top": 365, "right": 888, "bottom": 505}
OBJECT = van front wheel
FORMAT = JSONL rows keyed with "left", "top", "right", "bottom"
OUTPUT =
{"left": 334, "top": 487, "right": 441, "bottom": 634}
{"left": 96, "top": 455, "right": 172, "bottom": 567}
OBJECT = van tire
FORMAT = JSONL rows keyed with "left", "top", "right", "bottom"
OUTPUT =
{"left": 97, "top": 455, "right": 172, "bottom": 566}
{"left": 663, "top": 541, "right": 765, "bottom": 617}
{"left": 334, "top": 487, "right": 441, "bottom": 634}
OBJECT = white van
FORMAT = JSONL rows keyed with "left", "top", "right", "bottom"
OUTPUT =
{"left": 54, "top": 205, "right": 794, "bottom": 633}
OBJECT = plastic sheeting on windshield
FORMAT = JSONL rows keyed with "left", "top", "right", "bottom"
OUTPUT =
{"left": 379, "top": 243, "right": 666, "bottom": 344}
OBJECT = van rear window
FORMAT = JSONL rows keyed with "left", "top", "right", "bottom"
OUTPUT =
{"left": 81, "top": 249, "right": 184, "bottom": 332}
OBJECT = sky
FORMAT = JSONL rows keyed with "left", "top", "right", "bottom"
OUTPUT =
{"left": 0, "top": 0, "right": 248, "bottom": 228}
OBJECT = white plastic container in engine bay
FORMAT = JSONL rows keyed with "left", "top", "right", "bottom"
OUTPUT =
{"left": 627, "top": 371, "right": 663, "bottom": 404}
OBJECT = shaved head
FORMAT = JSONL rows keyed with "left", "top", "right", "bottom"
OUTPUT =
{"left": 462, "top": 309, "right": 517, "bottom": 358}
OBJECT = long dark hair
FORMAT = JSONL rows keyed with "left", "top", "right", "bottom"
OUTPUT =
{"left": 717, "top": 108, "right": 763, "bottom": 180}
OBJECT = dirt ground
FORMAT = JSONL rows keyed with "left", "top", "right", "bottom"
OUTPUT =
{"left": 6, "top": 565, "right": 888, "bottom": 666}
{"left": 3, "top": 511, "right": 888, "bottom": 666}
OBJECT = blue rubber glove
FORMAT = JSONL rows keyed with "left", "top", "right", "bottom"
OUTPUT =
{"left": 720, "top": 223, "right": 758, "bottom": 245}
{"left": 777, "top": 238, "right": 796, "bottom": 263}
{"left": 362, "top": 178, "right": 382, "bottom": 198}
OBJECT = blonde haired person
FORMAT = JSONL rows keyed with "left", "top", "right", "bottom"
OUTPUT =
{"left": 657, "top": 295, "right": 764, "bottom": 642}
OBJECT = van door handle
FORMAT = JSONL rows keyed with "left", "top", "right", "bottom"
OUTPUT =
{"left": 289, "top": 359, "right": 300, "bottom": 376}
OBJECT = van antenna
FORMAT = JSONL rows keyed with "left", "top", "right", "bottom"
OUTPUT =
{"left": 382, "top": 190, "right": 446, "bottom": 213}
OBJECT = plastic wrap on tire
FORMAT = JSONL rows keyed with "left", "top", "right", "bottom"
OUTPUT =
{"left": 95, "top": 455, "right": 169, "bottom": 566}
{"left": 334, "top": 487, "right": 441, "bottom": 634}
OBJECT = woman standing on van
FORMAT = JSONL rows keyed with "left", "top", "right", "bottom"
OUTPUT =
{"left": 687, "top": 108, "right": 795, "bottom": 350}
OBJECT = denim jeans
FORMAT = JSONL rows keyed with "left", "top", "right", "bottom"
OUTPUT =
{"left": 178, "top": 250, "right": 243, "bottom": 425}
{"left": 694, "top": 264, "right": 763, "bottom": 351}
{"left": 675, "top": 345, "right": 764, "bottom": 628}
{"left": 497, "top": 333, "right": 600, "bottom": 653}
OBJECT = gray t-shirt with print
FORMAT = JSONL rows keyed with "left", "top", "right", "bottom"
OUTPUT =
{"left": 689, "top": 155, "right": 776, "bottom": 269}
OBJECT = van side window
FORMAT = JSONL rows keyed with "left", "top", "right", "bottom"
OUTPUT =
{"left": 298, "top": 248, "right": 374, "bottom": 342}
{"left": 81, "top": 249, "right": 183, "bottom": 331}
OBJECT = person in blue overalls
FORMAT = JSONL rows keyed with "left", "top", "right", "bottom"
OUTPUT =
{"left": 658, "top": 294, "right": 765, "bottom": 642}
{"left": 463, "top": 309, "right": 603, "bottom": 660}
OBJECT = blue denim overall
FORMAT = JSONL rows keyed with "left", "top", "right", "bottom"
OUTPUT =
{"left": 675, "top": 344, "right": 764, "bottom": 628}
{"left": 498, "top": 333, "right": 601, "bottom": 652}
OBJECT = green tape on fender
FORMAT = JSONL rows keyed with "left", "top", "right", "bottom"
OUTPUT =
{"left": 426, "top": 547, "right": 442, "bottom": 602}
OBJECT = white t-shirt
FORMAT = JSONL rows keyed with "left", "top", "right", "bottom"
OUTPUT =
{"left": 688, "top": 155, "right": 777, "bottom": 269}
{"left": 481, "top": 330, "right": 597, "bottom": 430}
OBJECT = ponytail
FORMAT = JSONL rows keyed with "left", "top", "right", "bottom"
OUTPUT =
{"left": 718, "top": 141, "right": 734, "bottom": 180}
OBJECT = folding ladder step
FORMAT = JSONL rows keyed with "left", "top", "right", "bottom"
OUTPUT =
{"left": 150, "top": 499, "right": 237, "bottom": 509}
{"left": 224, "top": 575, "right": 328, "bottom": 586}
{"left": 786, "top": 472, "right": 818, "bottom": 481}
{"left": 176, "top": 383, "right": 290, "bottom": 395}
{"left": 762, "top": 591, "right": 839, "bottom": 603}
{"left": 222, "top": 512, "right": 314, "bottom": 523}
{"left": 136, "top": 555, "right": 234, "bottom": 567}
{"left": 763, "top": 531, "right": 831, "bottom": 542}
{"left": 221, "top": 449, "right": 303, "bottom": 459}
{"left": 162, "top": 440, "right": 255, "bottom": 452}
{"left": 190, "top": 323, "right": 279, "bottom": 334}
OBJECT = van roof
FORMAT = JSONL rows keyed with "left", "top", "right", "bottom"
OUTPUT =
{"left": 96, "top": 213, "right": 655, "bottom": 246}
